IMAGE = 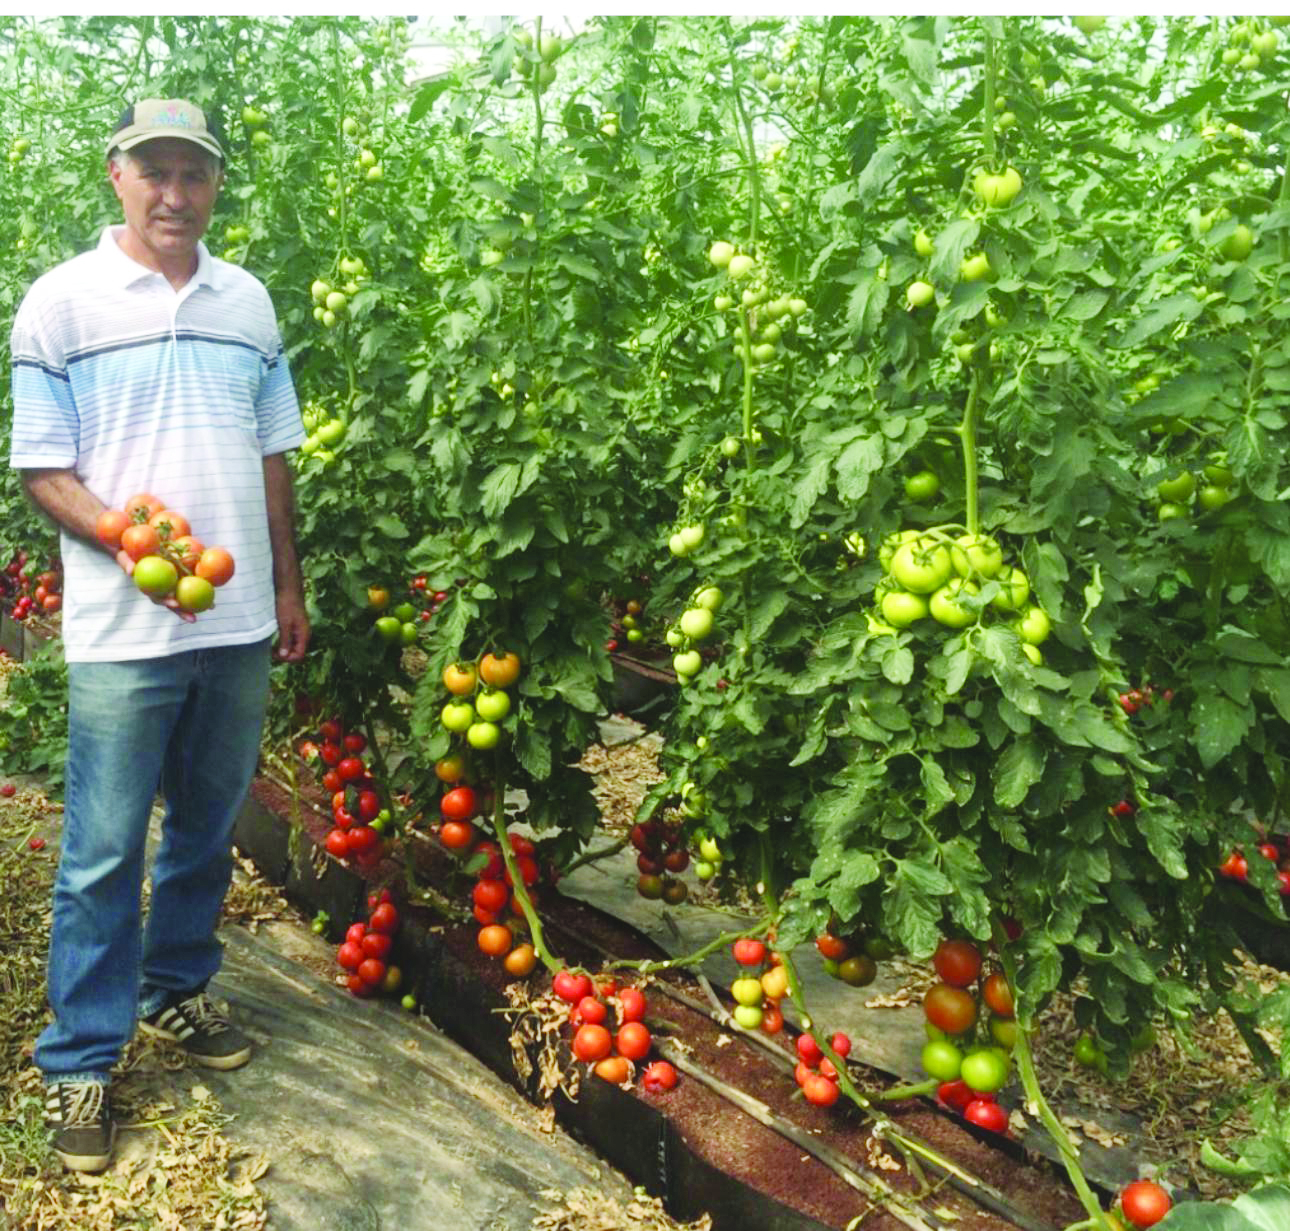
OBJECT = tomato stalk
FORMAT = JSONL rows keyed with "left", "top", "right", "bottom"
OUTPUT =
{"left": 1278, "top": 105, "right": 1290, "bottom": 267}
{"left": 487, "top": 777, "right": 561, "bottom": 973}
{"left": 981, "top": 30, "right": 998, "bottom": 169}
{"left": 608, "top": 920, "right": 770, "bottom": 976}
{"left": 992, "top": 920, "right": 1117, "bottom": 1231}
{"left": 956, "top": 369, "right": 982, "bottom": 537}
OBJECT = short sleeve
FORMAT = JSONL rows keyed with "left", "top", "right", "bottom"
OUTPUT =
{"left": 254, "top": 325, "right": 304, "bottom": 456}
{"left": 9, "top": 293, "right": 79, "bottom": 469}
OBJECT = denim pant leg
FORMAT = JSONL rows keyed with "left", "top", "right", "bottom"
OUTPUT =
{"left": 138, "top": 639, "right": 270, "bottom": 1015}
{"left": 35, "top": 656, "right": 188, "bottom": 1082}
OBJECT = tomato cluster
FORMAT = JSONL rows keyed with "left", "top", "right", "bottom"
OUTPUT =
{"left": 792, "top": 1028, "right": 853, "bottom": 1108}
{"left": 307, "top": 718, "right": 390, "bottom": 867}
{"left": 666, "top": 585, "right": 723, "bottom": 685}
{"left": 298, "top": 399, "right": 347, "bottom": 468}
{"left": 366, "top": 575, "right": 446, "bottom": 646}
{"left": 920, "top": 939, "right": 1015, "bottom": 1137}
{"left": 558, "top": 972, "right": 668, "bottom": 1088}
{"left": 334, "top": 889, "right": 404, "bottom": 1000}
{"left": 95, "top": 493, "right": 234, "bottom": 613}
{"left": 1219, "top": 834, "right": 1290, "bottom": 893}
{"left": 1116, "top": 681, "right": 1175, "bottom": 717}
{"left": 605, "top": 592, "right": 649, "bottom": 653}
{"left": 2, "top": 549, "right": 61, "bottom": 622}
{"left": 630, "top": 817, "right": 690, "bottom": 904}
{"left": 728, "top": 938, "right": 788, "bottom": 1035}
{"left": 471, "top": 829, "right": 542, "bottom": 979}
{"left": 438, "top": 652, "right": 521, "bottom": 752}
{"left": 1153, "top": 462, "right": 1237, "bottom": 523}
{"left": 815, "top": 926, "right": 890, "bottom": 987}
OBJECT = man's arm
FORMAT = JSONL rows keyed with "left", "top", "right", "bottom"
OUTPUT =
{"left": 22, "top": 468, "right": 110, "bottom": 549}
{"left": 263, "top": 452, "right": 310, "bottom": 662}
{"left": 22, "top": 467, "right": 196, "bottom": 622}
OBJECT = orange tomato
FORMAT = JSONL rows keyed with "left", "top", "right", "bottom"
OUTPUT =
{"left": 195, "top": 547, "right": 235, "bottom": 587}
{"left": 439, "top": 820, "right": 475, "bottom": 850}
{"left": 503, "top": 943, "right": 537, "bottom": 977}
{"left": 124, "top": 493, "right": 164, "bottom": 522}
{"left": 479, "top": 651, "right": 522, "bottom": 688}
{"left": 95, "top": 509, "right": 132, "bottom": 550}
{"left": 120, "top": 523, "right": 161, "bottom": 561}
{"left": 169, "top": 535, "right": 205, "bottom": 571}
{"left": 593, "top": 1055, "right": 631, "bottom": 1084}
{"left": 148, "top": 509, "right": 191, "bottom": 539}
{"left": 442, "top": 662, "right": 478, "bottom": 696}
{"left": 477, "top": 924, "right": 513, "bottom": 957}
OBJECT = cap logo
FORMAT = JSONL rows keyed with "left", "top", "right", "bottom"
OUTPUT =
{"left": 156, "top": 103, "right": 193, "bottom": 129}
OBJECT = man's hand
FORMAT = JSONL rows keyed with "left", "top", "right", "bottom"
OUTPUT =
{"left": 274, "top": 588, "right": 310, "bottom": 661}
{"left": 116, "top": 549, "right": 197, "bottom": 623}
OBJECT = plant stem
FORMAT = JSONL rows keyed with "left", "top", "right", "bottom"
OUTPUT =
{"left": 982, "top": 30, "right": 998, "bottom": 168}
{"left": 607, "top": 920, "right": 770, "bottom": 975}
{"left": 488, "top": 782, "right": 561, "bottom": 972}
{"left": 958, "top": 369, "right": 981, "bottom": 536}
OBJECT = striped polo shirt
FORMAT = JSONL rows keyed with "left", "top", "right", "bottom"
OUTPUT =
{"left": 8, "top": 226, "right": 304, "bottom": 662}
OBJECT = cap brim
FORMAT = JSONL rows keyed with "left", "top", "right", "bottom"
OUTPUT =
{"left": 111, "top": 131, "right": 225, "bottom": 161}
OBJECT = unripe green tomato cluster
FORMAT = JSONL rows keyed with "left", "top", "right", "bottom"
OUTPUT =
{"left": 1154, "top": 461, "right": 1234, "bottom": 521}
{"left": 1223, "top": 22, "right": 1278, "bottom": 73}
{"left": 875, "top": 529, "right": 1047, "bottom": 660}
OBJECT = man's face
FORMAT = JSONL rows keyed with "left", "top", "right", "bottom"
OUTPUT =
{"left": 108, "top": 138, "right": 222, "bottom": 269}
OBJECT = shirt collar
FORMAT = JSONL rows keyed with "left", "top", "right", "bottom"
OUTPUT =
{"left": 98, "top": 225, "right": 217, "bottom": 291}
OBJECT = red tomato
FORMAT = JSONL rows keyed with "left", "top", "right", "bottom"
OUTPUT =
{"left": 575, "top": 996, "right": 607, "bottom": 1026}
{"left": 815, "top": 933, "right": 849, "bottom": 961}
{"left": 509, "top": 833, "right": 536, "bottom": 857}
{"left": 794, "top": 1060, "right": 814, "bottom": 1087}
{"left": 345, "top": 922, "right": 368, "bottom": 945}
{"left": 441, "top": 786, "right": 477, "bottom": 822}
{"left": 732, "top": 938, "right": 767, "bottom": 966}
{"left": 440, "top": 820, "right": 476, "bottom": 850}
{"left": 924, "top": 983, "right": 977, "bottom": 1035}
{"left": 336, "top": 941, "right": 364, "bottom": 971}
{"left": 642, "top": 1060, "right": 678, "bottom": 1093}
{"left": 473, "top": 904, "right": 500, "bottom": 927}
{"left": 473, "top": 878, "right": 510, "bottom": 914}
{"left": 1219, "top": 850, "right": 1249, "bottom": 881}
{"left": 346, "top": 825, "right": 378, "bottom": 855}
{"left": 338, "top": 756, "right": 365, "bottom": 782}
{"left": 760, "top": 1004, "right": 784, "bottom": 1034}
{"left": 933, "top": 939, "right": 982, "bottom": 988}
{"left": 982, "top": 972, "right": 1015, "bottom": 1018}
{"left": 319, "top": 719, "right": 343, "bottom": 742}
{"left": 320, "top": 742, "right": 342, "bottom": 767}
{"left": 572, "top": 1023, "right": 613, "bottom": 1063}
{"left": 321, "top": 769, "right": 343, "bottom": 793}
{"left": 616, "top": 1021, "right": 652, "bottom": 1061}
{"left": 357, "top": 790, "right": 381, "bottom": 822}
{"left": 324, "top": 829, "right": 351, "bottom": 858}
{"left": 553, "top": 970, "right": 593, "bottom": 1003}
{"left": 1120, "top": 1180, "right": 1172, "bottom": 1229}
{"left": 357, "top": 957, "right": 387, "bottom": 986}
{"left": 938, "top": 1079, "right": 973, "bottom": 1112}
{"left": 369, "top": 902, "right": 400, "bottom": 934}
{"left": 796, "top": 1033, "right": 824, "bottom": 1067}
{"left": 801, "top": 1073, "right": 840, "bottom": 1107}
{"left": 616, "top": 986, "right": 646, "bottom": 1022}
{"left": 830, "top": 1031, "right": 851, "bottom": 1057}
{"left": 361, "top": 932, "right": 392, "bottom": 959}
{"left": 343, "top": 732, "right": 367, "bottom": 753}
{"left": 964, "top": 1098, "right": 1009, "bottom": 1134}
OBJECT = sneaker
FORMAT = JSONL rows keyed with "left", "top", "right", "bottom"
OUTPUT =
{"left": 45, "top": 1081, "right": 115, "bottom": 1172}
{"left": 140, "top": 990, "right": 252, "bottom": 1070}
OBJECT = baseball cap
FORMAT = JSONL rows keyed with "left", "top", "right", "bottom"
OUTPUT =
{"left": 108, "top": 99, "right": 225, "bottom": 162}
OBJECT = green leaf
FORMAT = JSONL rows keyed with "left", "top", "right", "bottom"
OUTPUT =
{"left": 1191, "top": 693, "right": 1254, "bottom": 769}
{"left": 826, "top": 850, "right": 881, "bottom": 920}
{"left": 1116, "top": 293, "right": 1203, "bottom": 349}
{"left": 993, "top": 737, "right": 1046, "bottom": 809}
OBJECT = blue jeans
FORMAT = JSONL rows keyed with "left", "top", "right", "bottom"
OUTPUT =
{"left": 36, "top": 639, "right": 271, "bottom": 1084}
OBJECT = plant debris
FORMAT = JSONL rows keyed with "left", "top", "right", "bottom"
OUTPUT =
{"left": 532, "top": 1185, "right": 712, "bottom": 1231}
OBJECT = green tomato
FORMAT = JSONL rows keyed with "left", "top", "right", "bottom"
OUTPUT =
{"left": 731, "top": 976, "right": 764, "bottom": 1007}
{"left": 960, "top": 253, "right": 992, "bottom": 282}
{"left": 727, "top": 254, "right": 756, "bottom": 280}
{"left": 1221, "top": 224, "right": 1254, "bottom": 261}
{"left": 990, "top": 566, "right": 1030, "bottom": 612}
{"left": 906, "top": 280, "right": 935, "bottom": 309}
{"left": 673, "top": 650, "right": 703, "bottom": 676}
{"left": 890, "top": 539, "right": 954, "bottom": 594}
{"left": 1203, "top": 463, "right": 1233, "bottom": 486}
{"left": 960, "top": 1048, "right": 1009, "bottom": 1094}
{"left": 989, "top": 1016, "right": 1018, "bottom": 1050}
{"left": 133, "top": 556, "right": 178, "bottom": 598}
{"left": 1156, "top": 472, "right": 1195, "bottom": 502}
{"left": 914, "top": 229, "right": 935, "bottom": 257}
{"left": 665, "top": 628, "right": 684, "bottom": 648}
{"left": 475, "top": 689, "right": 511, "bottom": 722}
{"left": 1016, "top": 606, "right": 1051, "bottom": 646}
{"left": 921, "top": 1039, "right": 963, "bottom": 1081}
{"left": 1073, "top": 1033, "right": 1105, "bottom": 1069}
{"left": 392, "top": 601, "right": 417, "bottom": 623}
{"left": 929, "top": 579, "right": 979, "bottom": 629}
{"left": 698, "top": 836, "right": 722, "bottom": 863}
{"left": 879, "top": 529, "right": 921, "bottom": 572}
{"left": 904, "top": 470, "right": 940, "bottom": 501}
{"left": 317, "top": 418, "right": 346, "bottom": 446}
{"left": 679, "top": 607, "right": 715, "bottom": 641}
{"left": 375, "top": 616, "right": 402, "bottom": 643}
{"left": 732, "top": 1004, "right": 764, "bottom": 1029}
{"left": 466, "top": 721, "right": 502, "bottom": 750}
{"left": 694, "top": 860, "right": 716, "bottom": 881}
{"left": 694, "top": 586, "right": 724, "bottom": 612}
{"left": 880, "top": 590, "right": 929, "bottom": 628}
{"left": 1157, "top": 502, "right": 1188, "bottom": 522}
{"left": 954, "top": 534, "right": 1004, "bottom": 578}
{"left": 1022, "top": 643, "right": 1044, "bottom": 667}
{"left": 1198, "top": 485, "right": 1230, "bottom": 511}
{"left": 441, "top": 700, "right": 475, "bottom": 732}
{"left": 708, "top": 241, "right": 734, "bottom": 268}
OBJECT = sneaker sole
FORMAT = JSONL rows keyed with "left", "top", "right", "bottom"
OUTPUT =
{"left": 137, "top": 1020, "right": 253, "bottom": 1070}
{"left": 55, "top": 1122, "right": 116, "bottom": 1173}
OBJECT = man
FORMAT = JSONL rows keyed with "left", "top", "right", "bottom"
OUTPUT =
{"left": 7, "top": 98, "right": 310, "bottom": 1173}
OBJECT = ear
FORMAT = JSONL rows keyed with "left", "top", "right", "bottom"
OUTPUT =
{"left": 107, "top": 156, "right": 126, "bottom": 201}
